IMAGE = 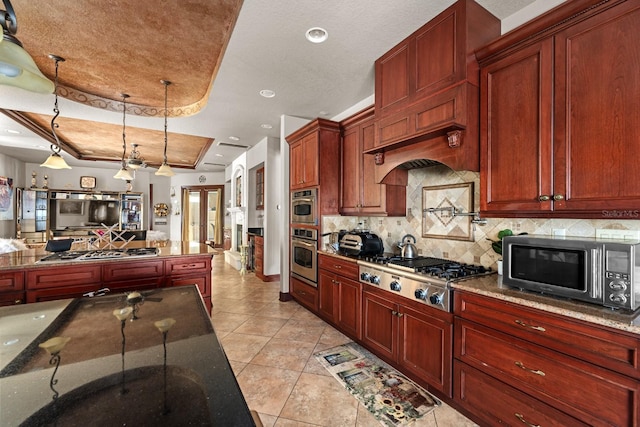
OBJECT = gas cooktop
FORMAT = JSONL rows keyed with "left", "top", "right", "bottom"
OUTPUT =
{"left": 357, "top": 256, "right": 495, "bottom": 312}
{"left": 37, "top": 247, "right": 159, "bottom": 263}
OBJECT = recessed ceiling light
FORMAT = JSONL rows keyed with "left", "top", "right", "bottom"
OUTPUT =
{"left": 306, "top": 27, "right": 328, "bottom": 43}
{"left": 259, "top": 89, "right": 276, "bottom": 98}
{"left": 319, "top": 111, "right": 330, "bottom": 116}
{"left": 6, "top": 129, "right": 20, "bottom": 134}
{"left": 261, "top": 124, "right": 273, "bottom": 129}
{"left": 215, "top": 153, "right": 224, "bottom": 157}
{"left": 229, "top": 136, "right": 240, "bottom": 141}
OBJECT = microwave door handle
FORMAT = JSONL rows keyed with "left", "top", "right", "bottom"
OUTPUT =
{"left": 591, "top": 248, "right": 602, "bottom": 300}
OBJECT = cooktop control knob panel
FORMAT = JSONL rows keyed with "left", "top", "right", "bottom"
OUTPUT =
{"left": 390, "top": 281, "right": 401, "bottom": 291}
{"left": 414, "top": 288, "right": 427, "bottom": 300}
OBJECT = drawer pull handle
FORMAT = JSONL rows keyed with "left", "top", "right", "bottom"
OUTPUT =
{"left": 515, "top": 413, "right": 540, "bottom": 427}
{"left": 391, "top": 310, "right": 404, "bottom": 318}
{"left": 514, "top": 319, "right": 546, "bottom": 332}
{"left": 334, "top": 265, "right": 342, "bottom": 269}
{"left": 515, "top": 361, "right": 545, "bottom": 377}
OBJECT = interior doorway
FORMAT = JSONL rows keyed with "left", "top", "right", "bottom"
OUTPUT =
{"left": 181, "top": 185, "right": 224, "bottom": 246}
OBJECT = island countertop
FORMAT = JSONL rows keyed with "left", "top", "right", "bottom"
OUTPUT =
{"left": 0, "top": 241, "right": 215, "bottom": 270}
{"left": 0, "top": 285, "right": 255, "bottom": 426}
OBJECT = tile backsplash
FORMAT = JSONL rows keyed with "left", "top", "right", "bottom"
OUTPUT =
{"left": 322, "top": 165, "right": 640, "bottom": 269}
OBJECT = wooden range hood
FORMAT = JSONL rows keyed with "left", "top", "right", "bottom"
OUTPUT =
{"left": 367, "top": 0, "right": 500, "bottom": 184}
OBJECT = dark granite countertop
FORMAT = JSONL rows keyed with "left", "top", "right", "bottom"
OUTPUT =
{"left": 0, "top": 286, "right": 255, "bottom": 426}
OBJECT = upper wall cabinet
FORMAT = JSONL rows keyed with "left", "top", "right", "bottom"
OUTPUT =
{"left": 372, "top": 0, "right": 500, "bottom": 155}
{"left": 286, "top": 119, "right": 341, "bottom": 215}
{"left": 340, "top": 107, "right": 407, "bottom": 216}
{"left": 479, "top": 0, "right": 640, "bottom": 218}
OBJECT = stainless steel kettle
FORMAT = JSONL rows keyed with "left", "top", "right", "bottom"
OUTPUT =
{"left": 398, "top": 234, "right": 418, "bottom": 258}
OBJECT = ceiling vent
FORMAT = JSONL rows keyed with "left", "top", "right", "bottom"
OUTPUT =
{"left": 204, "top": 162, "right": 227, "bottom": 167}
{"left": 216, "top": 141, "right": 250, "bottom": 149}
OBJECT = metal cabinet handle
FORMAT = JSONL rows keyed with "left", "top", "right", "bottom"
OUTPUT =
{"left": 14, "top": 299, "right": 22, "bottom": 304}
{"left": 553, "top": 194, "right": 565, "bottom": 201}
{"left": 391, "top": 310, "right": 404, "bottom": 318}
{"left": 538, "top": 195, "right": 550, "bottom": 201}
{"left": 515, "top": 413, "right": 540, "bottom": 427}
{"left": 334, "top": 264, "right": 342, "bottom": 269}
{"left": 514, "top": 319, "right": 546, "bottom": 332}
{"left": 515, "top": 361, "right": 545, "bottom": 376}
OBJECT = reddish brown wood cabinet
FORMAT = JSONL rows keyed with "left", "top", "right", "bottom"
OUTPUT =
{"left": 290, "top": 276, "right": 318, "bottom": 312}
{"left": 340, "top": 107, "right": 407, "bottom": 216}
{"left": 372, "top": 0, "right": 499, "bottom": 168}
{"left": 287, "top": 119, "right": 341, "bottom": 193}
{"left": 11, "top": 254, "right": 213, "bottom": 312}
{"left": 0, "top": 271, "right": 24, "bottom": 306}
{"left": 317, "top": 254, "right": 361, "bottom": 339}
{"left": 363, "top": 285, "right": 453, "bottom": 396}
{"left": 479, "top": 0, "right": 640, "bottom": 217}
{"left": 454, "top": 290, "right": 640, "bottom": 426}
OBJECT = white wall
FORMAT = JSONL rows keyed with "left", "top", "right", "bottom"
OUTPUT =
{"left": 0, "top": 153, "right": 25, "bottom": 238}
{"left": 501, "top": 0, "right": 567, "bottom": 34}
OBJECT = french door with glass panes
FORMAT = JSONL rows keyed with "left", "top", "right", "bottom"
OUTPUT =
{"left": 181, "top": 185, "right": 224, "bottom": 246}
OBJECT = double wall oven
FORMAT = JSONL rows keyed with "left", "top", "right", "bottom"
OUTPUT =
{"left": 290, "top": 188, "right": 318, "bottom": 286}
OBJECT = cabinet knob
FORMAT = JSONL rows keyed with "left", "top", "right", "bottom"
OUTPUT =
{"left": 538, "top": 195, "right": 550, "bottom": 202}
{"left": 334, "top": 264, "right": 341, "bottom": 269}
{"left": 553, "top": 194, "right": 565, "bottom": 201}
{"left": 14, "top": 299, "right": 23, "bottom": 304}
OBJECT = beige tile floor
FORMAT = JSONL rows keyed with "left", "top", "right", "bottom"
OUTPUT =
{"left": 210, "top": 254, "right": 478, "bottom": 427}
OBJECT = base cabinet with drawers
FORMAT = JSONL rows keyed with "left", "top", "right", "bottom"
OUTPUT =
{"left": 454, "top": 290, "right": 640, "bottom": 426}
{"left": 2, "top": 254, "right": 213, "bottom": 313}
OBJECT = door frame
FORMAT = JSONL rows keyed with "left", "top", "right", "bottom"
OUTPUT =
{"left": 181, "top": 185, "right": 225, "bottom": 246}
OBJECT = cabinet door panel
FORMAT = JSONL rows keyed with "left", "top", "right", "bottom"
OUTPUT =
{"left": 399, "top": 304, "right": 452, "bottom": 396}
{"left": 554, "top": 3, "right": 640, "bottom": 211}
{"left": 362, "top": 290, "right": 396, "bottom": 360}
{"left": 0, "top": 271, "right": 24, "bottom": 292}
{"left": 302, "top": 133, "right": 319, "bottom": 187}
{"left": 415, "top": 11, "right": 457, "bottom": 95}
{"left": 480, "top": 39, "right": 553, "bottom": 214}
{"left": 318, "top": 270, "right": 337, "bottom": 322}
{"left": 376, "top": 44, "right": 410, "bottom": 112}
{"left": 340, "top": 126, "right": 360, "bottom": 213}
{"left": 337, "top": 277, "right": 361, "bottom": 339}
{"left": 103, "top": 260, "right": 164, "bottom": 282}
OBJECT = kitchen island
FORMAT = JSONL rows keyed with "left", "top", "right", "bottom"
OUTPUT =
{"left": 0, "top": 285, "right": 256, "bottom": 426}
{"left": 0, "top": 241, "right": 215, "bottom": 312}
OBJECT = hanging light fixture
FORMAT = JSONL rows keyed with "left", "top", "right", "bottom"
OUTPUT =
{"left": 40, "top": 55, "right": 71, "bottom": 169}
{"left": 113, "top": 93, "right": 134, "bottom": 180}
{"left": 0, "top": 0, "right": 54, "bottom": 93}
{"left": 155, "top": 80, "right": 175, "bottom": 177}
{"left": 126, "top": 143, "right": 146, "bottom": 170}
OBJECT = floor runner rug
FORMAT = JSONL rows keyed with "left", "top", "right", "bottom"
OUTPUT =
{"left": 314, "top": 342, "right": 441, "bottom": 426}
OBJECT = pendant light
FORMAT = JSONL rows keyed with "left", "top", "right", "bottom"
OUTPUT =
{"left": 0, "top": 0, "right": 54, "bottom": 93}
{"left": 114, "top": 93, "right": 134, "bottom": 180}
{"left": 126, "top": 143, "right": 146, "bottom": 169}
{"left": 40, "top": 55, "right": 71, "bottom": 169}
{"left": 155, "top": 80, "right": 175, "bottom": 177}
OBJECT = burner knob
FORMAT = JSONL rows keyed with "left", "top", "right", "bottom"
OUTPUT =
{"left": 390, "top": 281, "right": 401, "bottom": 292}
{"left": 429, "top": 293, "right": 443, "bottom": 305}
{"left": 360, "top": 272, "right": 371, "bottom": 282}
{"left": 414, "top": 288, "right": 427, "bottom": 300}
{"left": 370, "top": 275, "right": 381, "bottom": 285}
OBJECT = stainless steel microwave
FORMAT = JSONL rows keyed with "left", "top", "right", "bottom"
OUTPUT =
{"left": 291, "top": 188, "right": 317, "bottom": 225}
{"left": 503, "top": 235, "right": 640, "bottom": 311}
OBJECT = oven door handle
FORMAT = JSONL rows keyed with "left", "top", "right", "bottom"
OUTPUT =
{"left": 293, "top": 198, "right": 314, "bottom": 203}
{"left": 293, "top": 239, "right": 316, "bottom": 248}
